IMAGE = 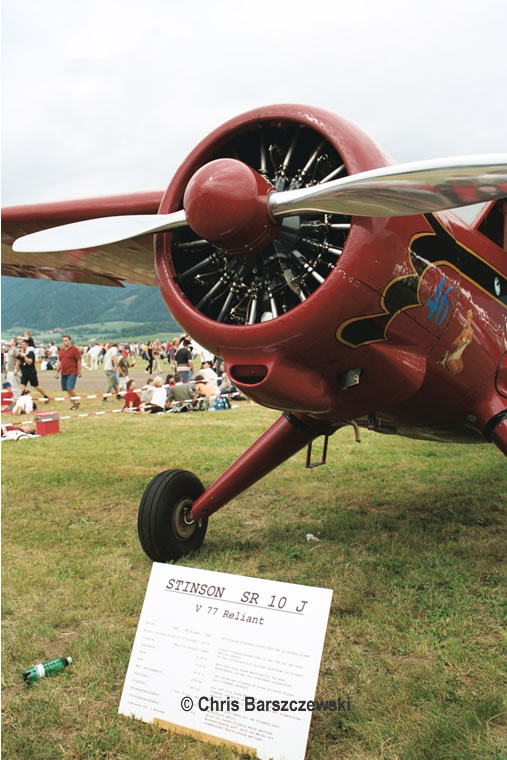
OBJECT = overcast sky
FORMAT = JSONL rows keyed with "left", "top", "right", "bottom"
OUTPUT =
{"left": 2, "top": 0, "right": 506, "bottom": 212}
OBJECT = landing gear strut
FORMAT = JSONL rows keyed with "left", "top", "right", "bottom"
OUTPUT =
{"left": 137, "top": 413, "right": 338, "bottom": 563}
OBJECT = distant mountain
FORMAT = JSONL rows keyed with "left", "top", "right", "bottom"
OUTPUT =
{"left": 1, "top": 277, "right": 180, "bottom": 332}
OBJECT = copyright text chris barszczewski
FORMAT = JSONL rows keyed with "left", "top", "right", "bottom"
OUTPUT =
{"left": 180, "top": 695, "right": 351, "bottom": 713}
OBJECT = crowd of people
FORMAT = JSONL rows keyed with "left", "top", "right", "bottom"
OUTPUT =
{"left": 1, "top": 330, "right": 246, "bottom": 416}
{"left": 122, "top": 369, "right": 241, "bottom": 414}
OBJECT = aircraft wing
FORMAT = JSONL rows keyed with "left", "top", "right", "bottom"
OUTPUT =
{"left": 1, "top": 192, "right": 164, "bottom": 287}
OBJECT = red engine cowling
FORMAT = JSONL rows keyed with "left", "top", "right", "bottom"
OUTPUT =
{"left": 154, "top": 104, "right": 407, "bottom": 417}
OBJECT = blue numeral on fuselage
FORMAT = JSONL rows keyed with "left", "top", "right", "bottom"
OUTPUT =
{"left": 427, "top": 276, "right": 454, "bottom": 326}
{"left": 427, "top": 277, "right": 454, "bottom": 327}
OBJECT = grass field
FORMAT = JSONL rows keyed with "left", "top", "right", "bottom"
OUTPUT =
{"left": 1, "top": 321, "right": 181, "bottom": 345}
{"left": 2, "top": 367, "right": 506, "bottom": 759}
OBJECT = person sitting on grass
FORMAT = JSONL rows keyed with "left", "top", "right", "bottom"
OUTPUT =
{"left": 12, "top": 390, "right": 35, "bottom": 415}
{"left": 1, "top": 381, "right": 15, "bottom": 413}
{"left": 167, "top": 373, "right": 195, "bottom": 407}
{"left": 146, "top": 376, "right": 168, "bottom": 414}
{"left": 220, "top": 373, "right": 248, "bottom": 402}
{"left": 199, "top": 360, "right": 219, "bottom": 393}
{"left": 122, "top": 379, "right": 144, "bottom": 412}
{"left": 140, "top": 377, "right": 154, "bottom": 404}
{"left": 193, "top": 374, "right": 215, "bottom": 410}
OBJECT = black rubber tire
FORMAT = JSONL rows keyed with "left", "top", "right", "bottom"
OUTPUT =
{"left": 138, "top": 469, "right": 208, "bottom": 562}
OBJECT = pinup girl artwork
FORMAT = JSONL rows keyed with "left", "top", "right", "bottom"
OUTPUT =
{"left": 439, "top": 309, "right": 473, "bottom": 375}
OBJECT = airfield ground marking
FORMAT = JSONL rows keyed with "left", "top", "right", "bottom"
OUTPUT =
{"left": 2, "top": 395, "right": 241, "bottom": 424}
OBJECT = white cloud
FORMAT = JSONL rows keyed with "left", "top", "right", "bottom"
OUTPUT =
{"left": 2, "top": 0, "right": 506, "bottom": 205}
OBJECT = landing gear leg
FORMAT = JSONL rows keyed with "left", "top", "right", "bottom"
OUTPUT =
{"left": 471, "top": 395, "right": 507, "bottom": 456}
{"left": 138, "top": 414, "right": 337, "bottom": 562}
{"left": 483, "top": 412, "right": 507, "bottom": 455}
{"left": 191, "top": 412, "right": 337, "bottom": 521}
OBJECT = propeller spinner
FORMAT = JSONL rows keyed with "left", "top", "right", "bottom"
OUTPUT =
{"left": 183, "top": 158, "right": 280, "bottom": 254}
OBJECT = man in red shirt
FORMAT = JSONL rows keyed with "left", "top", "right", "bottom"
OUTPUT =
{"left": 55, "top": 335, "right": 82, "bottom": 410}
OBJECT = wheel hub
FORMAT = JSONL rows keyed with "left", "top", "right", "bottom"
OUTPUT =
{"left": 172, "top": 497, "right": 197, "bottom": 540}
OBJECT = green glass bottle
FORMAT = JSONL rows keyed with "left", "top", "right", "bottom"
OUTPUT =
{"left": 22, "top": 656, "right": 72, "bottom": 683}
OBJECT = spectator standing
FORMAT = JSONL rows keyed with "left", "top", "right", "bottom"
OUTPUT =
{"left": 6, "top": 339, "right": 21, "bottom": 398}
{"left": 145, "top": 341, "right": 154, "bottom": 373}
{"left": 87, "top": 343, "right": 102, "bottom": 370}
{"left": 48, "top": 342, "right": 59, "bottom": 369}
{"left": 169, "top": 337, "right": 180, "bottom": 372}
{"left": 152, "top": 339, "right": 162, "bottom": 374}
{"left": 80, "top": 348, "right": 91, "bottom": 371}
{"left": 103, "top": 344, "right": 119, "bottom": 401}
{"left": 16, "top": 340, "right": 48, "bottom": 399}
{"left": 175, "top": 339, "right": 194, "bottom": 383}
{"left": 214, "top": 355, "right": 224, "bottom": 377}
{"left": 55, "top": 335, "right": 82, "bottom": 410}
{"left": 192, "top": 340, "right": 214, "bottom": 366}
{"left": 118, "top": 350, "right": 130, "bottom": 393}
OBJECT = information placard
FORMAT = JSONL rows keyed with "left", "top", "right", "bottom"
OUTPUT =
{"left": 119, "top": 563, "right": 333, "bottom": 760}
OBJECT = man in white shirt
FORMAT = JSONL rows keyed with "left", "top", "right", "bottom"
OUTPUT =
{"left": 87, "top": 343, "right": 103, "bottom": 370}
{"left": 48, "top": 343, "right": 59, "bottom": 368}
{"left": 199, "top": 361, "right": 219, "bottom": 393}
{"left": 191, "top": 340, "right": 214, "bottom": 365}
{"left": 1, "top": 422, "right": 37, "bottom": 440}
{"left": 12, "top": 391, "right": 34, "bottom": 415}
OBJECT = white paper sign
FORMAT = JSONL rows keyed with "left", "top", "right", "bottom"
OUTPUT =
{"left": 119, "top": 563, "right": 333, "bottom": 760}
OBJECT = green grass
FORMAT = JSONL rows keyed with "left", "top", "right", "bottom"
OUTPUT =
{"left": 2, "top": 402, "right": 506, "bottom": 759}
{"left": 2, "top": 321, "right": 181, "bottom": 344}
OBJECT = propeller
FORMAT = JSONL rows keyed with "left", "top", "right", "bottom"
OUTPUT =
{"left": 12, "top": 155, "right": 507, "bottom": 253}
{"left": 269, "top": 154, "right": 507, "bottom": 218}
{"left": 12, "top": 210, "right": 187, "bottom": 253}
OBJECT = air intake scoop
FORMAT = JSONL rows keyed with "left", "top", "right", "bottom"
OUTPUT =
{"left": 226, "top": 355, "right": 336, "bottom": 414}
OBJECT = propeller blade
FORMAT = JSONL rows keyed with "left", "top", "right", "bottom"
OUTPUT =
{"left": 12, "top": 210, "right": 188, "bottom": 253}
{"left": 268, "top": 155, "right": 507, "bottom": 218}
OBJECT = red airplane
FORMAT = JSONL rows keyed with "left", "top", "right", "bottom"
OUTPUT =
{"left": 2, "top": 104, "right": 507, "bottom": 562}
